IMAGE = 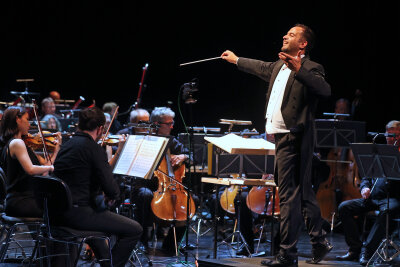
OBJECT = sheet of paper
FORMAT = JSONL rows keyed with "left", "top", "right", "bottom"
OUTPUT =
{"left": 129, "top": 135, "right": 167, "bottom": 178}
{"left": 113, "top": 135, "right": 144, "bottom": 175}
{"left": 205, "top": 133, "right": 275, "bottom": 153}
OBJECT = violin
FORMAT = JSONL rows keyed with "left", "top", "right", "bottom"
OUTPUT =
{"left": 23, "top": 131, "right": 68, "bottom": 152}
{"left": 101, "top": 135, "right": 124, "bottom": 146}
{"left": 151, "top": 154, "right": 196, "bottom": 222}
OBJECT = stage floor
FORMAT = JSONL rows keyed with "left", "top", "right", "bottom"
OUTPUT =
{"left": 3, "top": 218, "right": 400, "bottom": 267}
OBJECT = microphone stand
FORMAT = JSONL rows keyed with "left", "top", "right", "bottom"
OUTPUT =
{"left": 184, "top": 102, "right": 195, "bottom": 263}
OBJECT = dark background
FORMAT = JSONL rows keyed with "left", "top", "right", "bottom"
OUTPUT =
{"left": 1, "top": 1, "right": 398, "bottom": 135}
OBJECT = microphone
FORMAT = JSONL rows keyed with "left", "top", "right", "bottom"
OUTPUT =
{"left": 367, "top": 132, "right": 396, "bottom": 137}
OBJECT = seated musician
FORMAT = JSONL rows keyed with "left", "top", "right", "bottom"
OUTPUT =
{"left": 0, "top": 106, "right": 60, "bottom": 218}
{"left": 336, "top": 120, "right": 400, "bottom": 265}
{"left": 102, "top": 102, "right": 122, "bottom": 134}
{"left": 117, "top": 108, "right": 150, "bottom": 135}
{"left": 53, "top": 107, "right": 142, "bottom": 267}
{"left": 41, "top": 97, "right": 62, "bottom": 131}
{"left": 129, "top": 106, "right": 196, "bottom": 254}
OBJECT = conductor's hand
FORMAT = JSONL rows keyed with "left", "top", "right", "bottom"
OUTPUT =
{"left": 361, "top": 187, "right": 371, "bottom": 199}
{"left": 221, "top": 50, "right": 239, "bottom": 64}
{"left": 278, "top": 50, "right": 302, "bottom": 73}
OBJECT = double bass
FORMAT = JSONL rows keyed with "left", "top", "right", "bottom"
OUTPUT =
{"left": 151, "top": 152, "right": 196, "bottom": 221}
{"left": 316, "top": 147, "right": 361, "bottom": 223}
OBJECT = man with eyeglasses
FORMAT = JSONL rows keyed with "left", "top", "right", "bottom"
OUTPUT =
{"left": 127, "top": 106, "right": 194, "bottom": 255}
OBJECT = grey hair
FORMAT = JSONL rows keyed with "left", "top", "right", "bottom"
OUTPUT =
{"left": 130, "top": 108, "right": 150, "bottom": 123}
{"left": 150, "top": 107, "right": 175, "bottom": 123}
{"left": 386, "top": 120, "right": 400, "bottom": 130}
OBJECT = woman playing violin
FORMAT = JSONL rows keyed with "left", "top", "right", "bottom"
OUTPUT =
{"left": 0, "top": 106, "right": 61, "bottom": 218}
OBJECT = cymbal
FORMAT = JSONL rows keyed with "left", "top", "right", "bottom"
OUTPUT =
{"left": 219, "top": 119, "right": 252, "bottom": 125}
{"left": 10, "top": 90, "right": 40, "bottom": 96}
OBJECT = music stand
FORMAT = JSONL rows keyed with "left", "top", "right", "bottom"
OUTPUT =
{"left": 315, "top": 119, "right": 366, "bottom": 148}
{"left": 204, "top": 134, "right": 275, "bottom": 258}
{"left": 315, "top": 119, "right": 366, "bottom": 228}
{"left": 350, "top": 143, "right": 400, "bottom": 265}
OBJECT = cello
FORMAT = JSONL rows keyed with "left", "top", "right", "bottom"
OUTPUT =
{"left": 246, "top": 174, "right": 280, "bottom": 216}
{"left": 151, "top": 152, "right": 196, "bottom": 222}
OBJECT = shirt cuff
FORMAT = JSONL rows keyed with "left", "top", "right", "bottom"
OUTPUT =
{"left": 236, "top": 57, "right": 239, "bottom": 65}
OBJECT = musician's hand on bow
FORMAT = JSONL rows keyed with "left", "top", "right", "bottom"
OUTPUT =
{"left": 361, "top": 187, "right": 371, "bottom": 199}
{"left": 171, "top": 154, "right": 186, "bottom": 167}
{"left": 221, "top": 50, "right": 239, "bottom": 64}
{"left": 278, "top": 50, "right": 302, "bottom": 73}
{"left": 54, "top": 132, "right": 62, "bottom": 150}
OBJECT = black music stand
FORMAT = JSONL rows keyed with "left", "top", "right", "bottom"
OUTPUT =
{"left": 350, "top": 143, "right": 400, "bottom": 265}
{"left": 211, "top": 148, "right": 275, "bottom": 259}
{"left": 315, "top": 119, "right": 366, "bottom": 148}
{"left": 315, "top": 119, "right": 366, "bottom": 228}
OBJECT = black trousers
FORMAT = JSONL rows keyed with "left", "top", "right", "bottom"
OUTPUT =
{"left": 5, "top": 193, "right": 42, "bottom": 217}
{"left": 59, "top": 206, "right": 142, "bottom": 267}
{"left": 274, "top": 133, "right": 325, "bottom": 257}
{"left": 338, "top": 197, "right": 400, "bottom": 254}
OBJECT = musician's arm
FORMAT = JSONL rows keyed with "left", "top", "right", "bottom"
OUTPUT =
{"left": 10, "top": 139, "right": 53, "bottom": 175}
{"left": 93, "top": 147, "right": 120, "bottom": 200}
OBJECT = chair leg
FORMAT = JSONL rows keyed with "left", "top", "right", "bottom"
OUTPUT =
{"left": 0, "top": 224, "right": 17, "bottom": 261}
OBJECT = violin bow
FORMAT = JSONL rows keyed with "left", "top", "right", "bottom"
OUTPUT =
{"left": 32, "top": 99, "right": 52, "bottom": 164}
{"left": 134, "top": 63, "right": 149, "bottom": 109}
{"left": 100, "top": 106, "right": 119, "bottom": 147}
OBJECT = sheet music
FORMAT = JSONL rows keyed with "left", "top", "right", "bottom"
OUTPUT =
{"left": 128, "top": 135, "right": 168, "bottom": 178}
{"left": 113, "top": 135, "right": 144, "bottom": 175}
{"left": 205, "top": 133, "right": 275, "bottom": 154}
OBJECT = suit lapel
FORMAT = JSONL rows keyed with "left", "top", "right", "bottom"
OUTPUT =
{"left": 266, "top": 60, "right": 284, "bottom": 99}
{"left": 281, "top": 57, "right": 308, "bottom": 108}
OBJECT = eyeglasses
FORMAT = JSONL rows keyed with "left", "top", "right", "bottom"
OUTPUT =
{"left": 159, "top": 120, "right": 175, "bottom": 126}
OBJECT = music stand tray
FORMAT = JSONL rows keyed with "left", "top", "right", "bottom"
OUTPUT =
{"left": 350, "top": 143, "right": 400, "bottom": 264}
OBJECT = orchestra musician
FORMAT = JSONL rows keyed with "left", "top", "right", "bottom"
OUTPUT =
{"left": 41, "top": 97, "right": 62, "bottom": 131}
{"left": 53, "top": 107, "right": 142, "bottom": 267}
{"left": 336, "top": 120, "right": 400, "bottom": 265}
{"left": 221, "top": 24, "right": 332, "bottom": 266}
{"left": 117, "top": 108, "right": 150, "bottom": 135}
{"left": 102, "top": 102, "right": 122, "bottom": 134}
{"left": 0, "top": 106, "right": 60, "bottom": 218}
{"left": 131, "top": 106, "right": 196, "bottom": 255}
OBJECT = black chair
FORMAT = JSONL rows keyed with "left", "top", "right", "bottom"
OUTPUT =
{"left": 31, "top": 175, "right": 113, "bottom": 267}
{"left": 0, "top": 166, "right": 43, "bottom": 264}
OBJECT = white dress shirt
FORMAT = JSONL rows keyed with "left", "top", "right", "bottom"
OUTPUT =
{"left": 265, "top": 63, "right": 292, "bottom": 134}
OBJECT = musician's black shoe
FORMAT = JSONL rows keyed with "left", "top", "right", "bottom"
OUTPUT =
{"left": 260, "top": 254, "right": 298, "bottom": 267}
{"left": 359, "top": 250, "right": 373, "bottom": 266}
{"left": 335, "top": 251, "right": 360, "bottom": 261}
{"left": 305, "top": 239, "right": 333, "bottom": 264}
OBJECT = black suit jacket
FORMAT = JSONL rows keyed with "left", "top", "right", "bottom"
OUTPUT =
{"left": 237, "top": 56, "right": 330, "bottom": 133}
{"left": 237, "top": 56, "right": 331, "bottom": 194}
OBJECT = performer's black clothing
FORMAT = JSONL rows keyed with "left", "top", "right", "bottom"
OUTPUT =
{"left": 1, "top": 139, "right": 42, "bottom": 217}
{"left": 338, "top": 177, "right": 400, "bottom": 255}
{"left": 54, "top": 131, "right": 142, "bottom": 267}
{"left": 237, "top": 56, "right": 331, "bottom": 258}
